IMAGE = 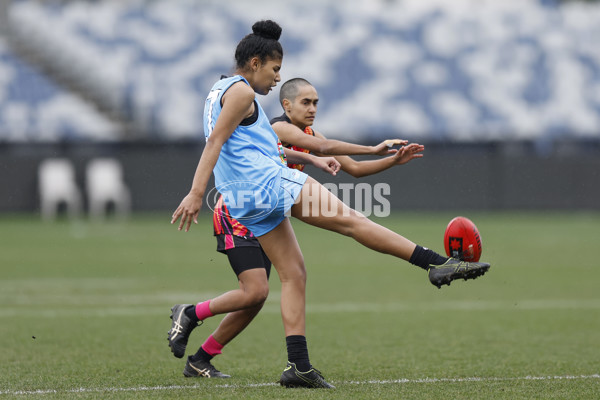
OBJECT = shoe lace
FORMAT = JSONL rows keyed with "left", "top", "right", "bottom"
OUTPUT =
{"left": 309, "top": 367, "right": 332, "bottom": 387}
{"left": 184, "top": 319, "right": 201, "bottom": 333}
{"left": 310, "top": 366, "right": 326, "bottom": 379}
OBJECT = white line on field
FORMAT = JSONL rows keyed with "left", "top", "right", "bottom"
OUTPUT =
{"left": 1, "top": 374, "right": 598, "bottom": 396}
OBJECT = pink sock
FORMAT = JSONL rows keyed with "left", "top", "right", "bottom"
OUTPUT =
{"left": 195, "top": 300, "right": 214, "bottom": 321}
{"left": 201, "top": 335, "right": 224, "bottom": 356}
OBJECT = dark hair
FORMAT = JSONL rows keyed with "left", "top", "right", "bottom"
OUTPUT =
{"left": 279, "top": 78, "right": 312, "bottom": 105}
{"left": 235, "top": 20, "right": 283, "bottom": 69}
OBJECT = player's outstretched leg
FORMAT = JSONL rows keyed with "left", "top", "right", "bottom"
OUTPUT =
{"left": 167, "top": 304, "right": 200, "bottom": 358}
{"left": 427, "top": 258, "right": 490, "bottom": 289}
{"left": 279, "top": 362, "right": 335, "bottom": 389}
{"left": 291, "top": 177, "right": 491, "bottom": 289}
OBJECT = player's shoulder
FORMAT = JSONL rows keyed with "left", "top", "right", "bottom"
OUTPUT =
{"left": 272, "top": 120, "right": 304, "bottom": 139}
{"left": 228, "top": 80, "right": 254, "bottom": 96}
{"left": 270, "top": 112, "right": 290, "bottom": 125}
{"left": 223, "top": 81, "right": 255, "bottom": 105}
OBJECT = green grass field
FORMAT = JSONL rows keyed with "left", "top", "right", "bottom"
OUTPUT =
{"left": 1, "top": 212, "right": 599, "bottom": 399}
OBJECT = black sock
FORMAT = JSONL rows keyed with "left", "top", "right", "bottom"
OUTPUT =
{"left": 184, "top": 305, "right": 200, "bottom": 322}
{"left": 286, "top": 335, "right": 311, "bottom": 372}
{"left": 409, "top": 245, "right": 448, "bottom": 270}
{"left": 190, "top": 347, "right": 212, "bottom": 363}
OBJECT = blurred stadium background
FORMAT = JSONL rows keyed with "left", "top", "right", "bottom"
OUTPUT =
{"left": 0, "top": 0, "right": 599, "bottom": 216}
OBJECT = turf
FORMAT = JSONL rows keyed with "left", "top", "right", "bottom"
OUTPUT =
{"left": 1, "top": 212, "right": 599, "bottom": 399}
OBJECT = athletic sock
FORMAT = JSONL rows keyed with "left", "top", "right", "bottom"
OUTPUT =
{"left": 409, "top": 245, "right": 449, "bottom": 270}
{"left": 286, "top": 335, "right": 311, "bottom": 372}
{"left": 191, "top": 335, "right": 223, "bottom": 363}
{"left": 190, "top": 347, "right": 213, "bottom": 363}
{"left": 194, "top": 300, "right": 214, "bottom": 321}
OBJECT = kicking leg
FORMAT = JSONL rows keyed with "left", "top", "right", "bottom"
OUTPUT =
{"left": 292, "top": 176, "right": 417, "bottom": 259}
{"left": 292, "top": 176, "right": 490, "bottom": 287}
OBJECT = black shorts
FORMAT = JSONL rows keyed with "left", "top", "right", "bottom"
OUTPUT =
{"left": 216, "top": 233, "right": 261, "bottom": 253}
{"left": 224, "top": 245, "right": 272, "bottom": 279}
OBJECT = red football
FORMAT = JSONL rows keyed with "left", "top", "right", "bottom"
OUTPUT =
{"left": 444, "top": 216, "right": 482, "bottom": 262}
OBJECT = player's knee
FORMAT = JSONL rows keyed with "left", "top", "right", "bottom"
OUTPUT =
{"left": 283, "top": 264, "right": 307, "bottom": 284}
{"left": 252, "top": 284, "right": 269, "bottom": 305}
{"left": 273, "top": 258, "right": 307, "bottom": 284}
{"left": 337, "top": 209, "right": 368, "bottom": 237}
{"left": 245, "top": 282, "right": 269, "bottom": 306}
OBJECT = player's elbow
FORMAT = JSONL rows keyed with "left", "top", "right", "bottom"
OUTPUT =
{"left": 205, "top": 135, "right": 224, "bottom": 147}
{"left": 319, "top": 141, "right": 335, "bottom": 155}
{"left": 350, "top": 170, "right": 367, "bottom": 178}
{"left": 343, "top": 164, "right": 364, "bottom": 178}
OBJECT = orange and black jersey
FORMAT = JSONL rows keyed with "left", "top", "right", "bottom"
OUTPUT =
{"left": 270, "top": 113, "right": 314, "bottom": 172}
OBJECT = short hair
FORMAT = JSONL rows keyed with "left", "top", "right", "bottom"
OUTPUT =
{"left": 279, "top": 78, "right": 313, "bottom": 106}
{"left": 235, "top": 20, "right": 283, "bottom": 69}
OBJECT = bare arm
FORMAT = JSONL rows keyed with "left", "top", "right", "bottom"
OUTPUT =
{"left": 171, "top": 82, "right": 255, "bottom": 232}
{"left": 283, "top": 148, "right": 340, "bottom": 176}
{"left": 272, "top": 121, "right": 406, "bottom": 156}
{"left": 334, "top": 143, "right": 424, "bottom": 178}
{"left": 310, "top": 131, "right": 424, "bottom": 178}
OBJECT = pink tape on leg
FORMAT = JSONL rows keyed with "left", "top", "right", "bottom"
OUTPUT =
{"left": 195, "top": 300, "right": 214, "bottom": 321}
{"left": 201, "top": 335, "right": 224, "bottom": 356}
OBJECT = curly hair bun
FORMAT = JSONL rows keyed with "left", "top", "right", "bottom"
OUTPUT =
{"left": 252, "top": 20, "right": 282, "bottom": 41}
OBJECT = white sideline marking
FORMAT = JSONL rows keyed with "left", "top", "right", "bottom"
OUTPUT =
{"left": 1, "top": 374, "right": 598, "bottom": 396}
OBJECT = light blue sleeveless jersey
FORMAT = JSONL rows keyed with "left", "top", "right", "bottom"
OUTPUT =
{"left": 204, "top": 75, "right": 305, "bottom": 229}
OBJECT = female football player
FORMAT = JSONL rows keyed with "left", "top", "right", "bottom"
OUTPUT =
{"left": 169, "top": 19, "right": 490, "bottom": 388}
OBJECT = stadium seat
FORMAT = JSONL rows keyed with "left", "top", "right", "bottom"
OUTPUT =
{"left": 85, "top": 158, "right": 131, "bottom": 219}
{"left": 5, "top": 0, "right": 600, "bottom": 142}
{"left": 38, "top": 158, "right": 82, "bottom": 220}
{"left": 0, "top": 35, "right": 119, "bottom": 141}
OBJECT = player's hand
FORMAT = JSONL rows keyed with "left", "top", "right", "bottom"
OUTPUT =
{"left": 313, "top": 156, "right": 341, "bottom": 176}
{"left": 391, "top": 143, "right": 424, "bottom": 165}
{"left": 372, "top": 139, "right": 409, "bottom": 155}
{"left": 171, "top": 192, "right": 203, "bottom": 232}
